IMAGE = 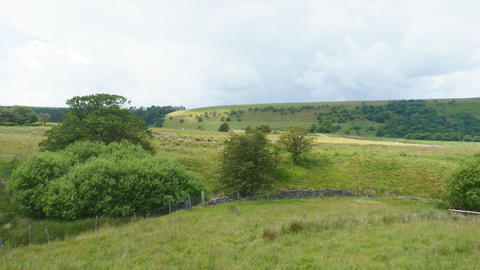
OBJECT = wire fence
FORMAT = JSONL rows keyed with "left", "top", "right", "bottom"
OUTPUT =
{"left": 0, "top": 195, "right": 203, "bottom": 249}
{"left": 0, "top": 188, "right": 439, "bottom": 250}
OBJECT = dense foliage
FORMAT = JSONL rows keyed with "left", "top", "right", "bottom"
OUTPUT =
{"left": 131, "top": 105, "right": 184, "bottom": 127}
{"left": 39, "top": 94, "right": 154, "bottom": 153}
{"left": 219, "top": 130, "right": 278, "bottom": 195}
{"left": 0, "top": 106, "right": 38, "bottom": 125}
{"left": 278, "top": 125, "right": 314, "bottom": 163}
{"left": 7, "top": 141, "right": 204, "bottom": 219}
{"left": 443, "top": 152, "right": 480, "bottom": 211}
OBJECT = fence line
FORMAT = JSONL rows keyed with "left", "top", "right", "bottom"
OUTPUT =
{"left": 0, "top": 188, "right": 439, "bottom": 250}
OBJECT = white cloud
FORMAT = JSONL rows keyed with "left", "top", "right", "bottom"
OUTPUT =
{"left": 1, "top": 0, "right": 480, "bottom": 108}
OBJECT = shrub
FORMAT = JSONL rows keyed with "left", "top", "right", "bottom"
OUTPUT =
{"left": 218, "top": 122, "right": 230, "bottom": 132}
{"left": 443, "top": 153, "right": 480, "bottom": 211}
{"left": 344, "top": 129, "right": 351, "bottom": 135}
{"left": 474, "top": 136, "right": 480, "bottom": 142}
{"left": 180, "top": 119, "right": 184, "bottom": 123}
{"left": 464, "top": 135, "right": 472, "bottom": 142}
{"left": 197, "top": 126, "right": 204, "bottom": 130}
{"left": 7, "top": 141, "right": 204, "bottom": 219}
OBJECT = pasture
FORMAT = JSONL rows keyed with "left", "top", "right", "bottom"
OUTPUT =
{"left": 1, "top": 125, "right": 480, "bottom": 269}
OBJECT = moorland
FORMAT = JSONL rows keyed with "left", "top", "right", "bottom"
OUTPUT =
{"left": 1, "top": 98, "right": 480, "bottom": 268}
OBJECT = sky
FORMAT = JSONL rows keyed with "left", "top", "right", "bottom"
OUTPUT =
{"left": 1, "top": 0, "right": 480, "bottom": 109}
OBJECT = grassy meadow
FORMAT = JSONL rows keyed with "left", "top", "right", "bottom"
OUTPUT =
{"left": 2, "top": 198, "right": 480, "bottom": 269}
{"left": 1, "top": 124, "right": 480, "bottom": 268}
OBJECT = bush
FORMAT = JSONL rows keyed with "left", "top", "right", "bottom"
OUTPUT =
{"left": 344, "top": 129, "right": 351, "bottom": 135}
{"left": 218, "top": 122, "right": 230, "bottom": 132}
{"left": 7, "top": 141, "right": 204, "bottom": 219}
{"left": 443, "top": 153, "right": 480, "bottom": 211}
{"left": 464, "top": 135, "right": 472, "bottom": 142}
{"left": 474, "top": 136, "right": 480, "bottom": 142}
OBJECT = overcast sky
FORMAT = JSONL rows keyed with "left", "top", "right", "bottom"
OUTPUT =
{"left": 1, "top": 0, "right": 480, "bottom": 109}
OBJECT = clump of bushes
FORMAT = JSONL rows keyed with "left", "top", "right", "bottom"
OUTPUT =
{"left": 7, "top": 141, "right": 204, "bottom": 219}
{"left": 443, "top": 152, "right": 480, "bottom": 211}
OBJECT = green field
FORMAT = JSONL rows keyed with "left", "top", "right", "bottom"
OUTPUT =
{"left": 2, "top": 114, "right": 480, "bottom": 268}
{"left": 2, "top": 198, "right": 480, "bottom": 269}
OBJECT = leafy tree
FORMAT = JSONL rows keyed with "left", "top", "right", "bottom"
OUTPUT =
{"left": 474, "top": 136, "right": 480, "bottom": 142}
{"left": 219, "top": 130, "right": 278, "bottom": 195}
{"left": 245, "top": 125, "right": 252, "bottom": 133}
{"left": 443, "top": 152, "right": 480, "bottom": 211}
{"left": 0, "top": 107, "right": 12, "bottom": 125}
{"left": 450, "top": 132, "right": 461, "bottom": 141}
{"left": 316, "top": 120, "right": 333, "bottom": 133}
{"left": 432, "top": 133, "right": 443, "bottom": 141}
{"left": 198, "top": 117, "right": 203, "bottom": 122}
{"left": 9, "top": 106, "right": 38, "bottom": 125}
{"left": 39, "top": 94, "right": 154, "bottom": 153}
{"left": 443, "top": 133, "right": 451, "bottom": 141}
{"left": 180, "top": 119, "right": 184, "bottom": 123}
{"left": 38, "top": 113, "right": 52, "bottom": 126}
{"left": 344, "top": 129, "right": 351, "bottom": 135}
{"left": 218, "top": 122, "right": 230, "bottom": 132}
{"left": 464, "top": 135, "right": 472, "bottom": 142}
{"left": 7, "top": 141, "right": 204, "bottom": 219}
{"left": 278, "top": 125, "right": 314, "bottom": 164}
{"left": 309, "top": 124, "right": 317, "bottom": 133}
{"left": 257, "top": 125, "right": 272, "bottom": 134}
{"left": 226, "top": 117, "right": 231, "bottom": 122}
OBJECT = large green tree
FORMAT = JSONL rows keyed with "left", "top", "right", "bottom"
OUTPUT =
{"left": 9, "top": 106, "right": 38, "bottom": 125}
{"left": 278, "top": 125, "right": 314, "bottom": 163}
{"left": 219, "top": 130, "right": 278, "bottom": 195}
{"left": 39, "top": 94, "right": 154, "bottom": 153}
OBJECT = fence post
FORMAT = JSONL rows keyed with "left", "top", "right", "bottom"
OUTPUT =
{"left": 95, "top": 216, "right": 99, "bottom": 230}
{"left": 45, "top": 229, "right": 51, "bottom": 244}
{"left": 169, "top": 201, "right": 171, "bottom": 214}
{"left": 134, "top": 212, "right": 136, "bottom": 222}
{"left": 297, "top": 190, "right": 299, "bottom": 202}
{"left": 0, "top": 238, "right": 2, "bottom": 249}
{"left": 29, "top": 225, "right": 32, "bottom": 245}
{"left": 3, "top": 169, "right": 5, "bottom": 179}
{"left": 409, "top": 193, "right": 412, "bottom": 202}
{"left": 237, "top": 192, "right": 240, "bottom": 202}
{"left": 356, "top": 187, "right": 358, "bottom": 197}
{"left": 201, "top": 191, "right": 205, "bottom": 206}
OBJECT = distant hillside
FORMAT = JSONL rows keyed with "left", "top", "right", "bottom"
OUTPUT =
{"left": 162, "top": 97, "right": 480, "bottom": 139}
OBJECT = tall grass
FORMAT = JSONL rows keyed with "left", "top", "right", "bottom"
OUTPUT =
{"left": 2, "top": 198, "right": 480, "bottom": 269}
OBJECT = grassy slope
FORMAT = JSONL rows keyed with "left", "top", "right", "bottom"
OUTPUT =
{"left": 162, "top": 97, "right": 480, "bottom": 132}
{"left": 2, "top": 198, "right": 480, "bottom": 269}
{"left": 153, "top": 128, "right": 480, "bottom": 197}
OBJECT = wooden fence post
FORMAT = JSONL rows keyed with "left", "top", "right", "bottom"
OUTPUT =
{"left": 237, "top": 192, "right": 240, "bottom": 203}
{"left": 169, "top": 201, "right": 171, "bottom": 214}
{"left": 95, "top": 216, "right": 99, "bottom": 230}
{"left": 201, "top": 191, "right": 205, "bottom": 206}
{"left": 0, "top": 238, "right": 2, "bottom": 249}
{"left": 297, "top": 190, "right": 299, "bottom": 202}
{"left": 45, "top": 229, "right": 51, "bottom": 244}
{"left": 29, "top": 225, "right": 32, "bottom": 245}
{"left": 356, "top": 187, "right": 359, "bottom": 197}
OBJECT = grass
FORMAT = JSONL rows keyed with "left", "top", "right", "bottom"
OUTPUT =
{"left": 2, "top": 197, "right": 480, "bottom": 269}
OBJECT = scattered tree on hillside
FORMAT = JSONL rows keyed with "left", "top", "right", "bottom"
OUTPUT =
{"left": 219, "top": 129, "right": 278, "bottom": 195}
{"left": 278, "top": 125, "right": 314, "bottom": 164}
{"left": 218, "top": 122, "right": 230, "bottom": 132}
{"left": 316, "top": 120, "right": 334, "bottom": 133}
{"left": 39, "top": 94, "right": 154, "bottom": 153}
{"left": 39, "top": 113, "right": 52, "bottom": 126}
{"left": 344, "top": 129, "right": 351, "bottom": 135}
